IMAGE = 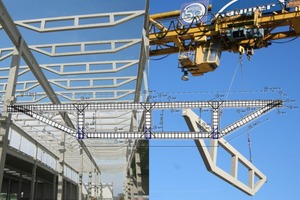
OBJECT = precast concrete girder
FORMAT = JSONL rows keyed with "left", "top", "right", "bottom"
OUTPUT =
{"left": 182, "top": 108, "right": 267, "bottom": 196}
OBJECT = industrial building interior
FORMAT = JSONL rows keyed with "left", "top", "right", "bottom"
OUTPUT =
{"left": 0, "top": 0, "right": 149, "bottom": 199}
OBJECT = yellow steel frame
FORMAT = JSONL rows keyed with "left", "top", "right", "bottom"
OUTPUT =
{"left": 149, "top": 8, "right": 300, "bottom": 56}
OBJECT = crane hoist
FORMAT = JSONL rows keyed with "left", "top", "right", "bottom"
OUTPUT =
{"left": 149, "top": 0, "right": 300, "bottom": 77}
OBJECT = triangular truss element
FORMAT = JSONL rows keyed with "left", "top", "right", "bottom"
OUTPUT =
{"left": 182, "top": 108, "right": 267, "bottom": 196}
{"left": 7, "top": 99, "right": 282, "bottom": 140}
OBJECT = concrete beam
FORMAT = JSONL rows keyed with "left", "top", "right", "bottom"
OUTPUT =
{"left": 183, "top": 108, "right": 267, "bottom": 196}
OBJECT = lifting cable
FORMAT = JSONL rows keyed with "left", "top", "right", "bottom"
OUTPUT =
{"left": 225, "top": 60, "right": 240, "bottom": 100}
{"left": 239, "top": 55, "right": 246, "bottom": 99}
{"left": 226, "top": 54, "right": 253, "bottom": 162}
{"left": 239, "top": 56, "right": 253, "bottom": 163}
{"left": 247, "top": 129, "right": 253, "bottom": 163}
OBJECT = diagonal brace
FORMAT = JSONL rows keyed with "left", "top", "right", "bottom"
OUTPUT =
{"left": 10, "top": 105, "right": 76, "bottom": 135}
{"left": 220, "top": 101, "right": 281, "bottom": 137}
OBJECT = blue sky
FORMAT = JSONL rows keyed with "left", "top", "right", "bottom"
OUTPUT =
{"left": 2, "top": 0, "right": 300, "bottom": 198}
{"left": 149, "top": 0, "right": 300, "bottom": 199}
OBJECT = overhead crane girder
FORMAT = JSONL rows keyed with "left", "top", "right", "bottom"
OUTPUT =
{"left": 149, "top": 3, "right": 300, "bottom": 76}
{"left": 149, "top": 7, "right": 300, "bottom": 54}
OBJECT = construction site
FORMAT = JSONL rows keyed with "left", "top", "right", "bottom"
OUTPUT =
{"left": 0, "top": 0, "right": 300, "bottom": 199}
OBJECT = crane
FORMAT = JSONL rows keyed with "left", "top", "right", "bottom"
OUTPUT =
{"left": 148, "top": 1, "right": 299, "bottom": 195}
{"left": 149, "top": 0, "right": 300, "bottom": 77}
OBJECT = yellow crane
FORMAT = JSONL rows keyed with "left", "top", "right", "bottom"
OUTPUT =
{"left": 149, "top": 0, "right": 300, "bottom": 77}
{"left": 149, "top": 2, "right": 299, "bottom": 195}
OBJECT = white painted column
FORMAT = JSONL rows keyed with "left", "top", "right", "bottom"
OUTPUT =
{"left": 0, "top": 39, "right": 24, "bottom": 190}
{"left": 78, "top": 148, "right": 83, "bottom": 200}
{"left": 135, "top": 152, "right": 144, "bottom": 200}
{"left": 57, "top": 133, "right": 66, "bottom": 200}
